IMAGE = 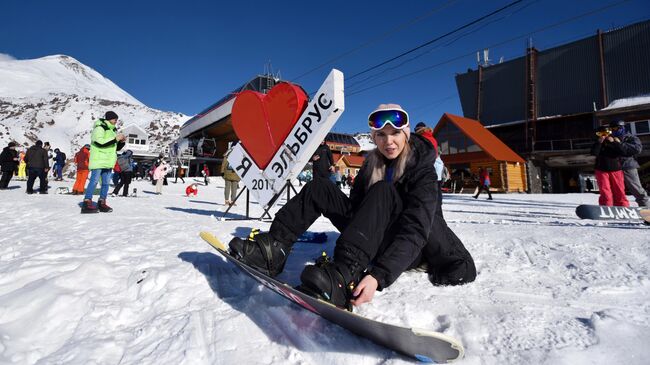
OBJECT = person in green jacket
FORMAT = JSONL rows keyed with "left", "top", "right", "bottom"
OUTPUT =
{"left": 82, "top": 111, "right": 125, "bottom": 213}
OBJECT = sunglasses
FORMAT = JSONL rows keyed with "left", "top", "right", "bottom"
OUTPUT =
{"left": 368, "top": 109, "right": 410, "bottom": 130}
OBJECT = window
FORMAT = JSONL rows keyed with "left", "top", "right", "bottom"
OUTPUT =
{"left": 633, "top": 120, "right": 649, "bottom": 135}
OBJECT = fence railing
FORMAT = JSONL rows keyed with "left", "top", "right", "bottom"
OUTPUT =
{"left": 533, "top": 138, "right": 593, "bottom": 152}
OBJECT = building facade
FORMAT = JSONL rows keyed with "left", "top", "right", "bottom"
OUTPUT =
{"left": 455, "top": 20, "right": 650, "bottom": 193}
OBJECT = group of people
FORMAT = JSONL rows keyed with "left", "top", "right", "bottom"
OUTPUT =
{"left": 0, "top": 140, "right": 71, "bottom": 193}
{"left": 591, "top": 120, "right": 649, "bottom": 207}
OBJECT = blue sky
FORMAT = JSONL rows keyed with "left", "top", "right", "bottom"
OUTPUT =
{"left": 1, "top": 0, "right": 648, "bottom": 134}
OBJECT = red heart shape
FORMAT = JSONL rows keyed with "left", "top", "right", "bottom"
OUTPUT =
{"left": 231, "top": 83, "right": 308, "bottom": 169}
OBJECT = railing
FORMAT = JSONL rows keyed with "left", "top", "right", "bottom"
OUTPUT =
{"left": 533, "top": 138, "right": 592, "bottom": 152}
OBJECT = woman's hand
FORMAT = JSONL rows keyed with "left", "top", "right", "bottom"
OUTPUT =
{"left": 350, "top": 274, "right": 378, "bottom": 307}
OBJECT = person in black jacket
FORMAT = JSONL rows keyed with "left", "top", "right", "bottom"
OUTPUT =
{"left": 591, "top": 125, "right": 628, "bottom": 207}
{"left": 311, "top": 140, "right": 334, "bottom": 183}
{"left": 0, "top": 142, "right": 19, "bottom": 189}
{"left": 229, "top": 104, "right": 476, "bottom": 309}
{"left": 610, "top": 120, "right": 649, "bottom": 207}
{"left": 24, "top": 140, "right": 50, "bottom": 194}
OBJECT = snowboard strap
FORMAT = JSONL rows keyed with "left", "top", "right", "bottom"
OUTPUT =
{"left": 250, "top": 229, "right": 275, "bottom": 275}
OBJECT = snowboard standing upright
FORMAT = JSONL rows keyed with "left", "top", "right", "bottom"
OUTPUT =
{"left": 199, "top": 231, "right": 464, "bottom": 363}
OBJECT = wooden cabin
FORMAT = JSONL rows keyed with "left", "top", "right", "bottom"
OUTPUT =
{"left": 433, "top": 113, "right": 527, "bottom": 193}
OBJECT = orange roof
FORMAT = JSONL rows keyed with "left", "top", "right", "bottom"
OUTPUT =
{"left": 343, "top": 155, "right": 365, "bottom": 167}
{"left": 434, "top": 113, "right": 525, "bottom": 163}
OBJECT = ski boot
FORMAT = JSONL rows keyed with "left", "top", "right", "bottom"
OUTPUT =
{"left": 81, "top": 199, "right": 99, "bottom": 214}
{"left": 228, "top": 229, "right": 292, "bottom": 277}
{"left": 97, "top": 199, "right": 113, "bottom": 213}
{"left": 299, "top": 254, "right": 361, "bottom": 311}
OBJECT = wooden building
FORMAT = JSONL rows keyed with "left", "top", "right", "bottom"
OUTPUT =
{"left": 433, "top": 113, "right": 527, "bottom": 193}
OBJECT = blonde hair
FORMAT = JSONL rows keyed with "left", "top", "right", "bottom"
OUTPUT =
{"left": 364, "top": 142, "right": 411, "bottom": 190}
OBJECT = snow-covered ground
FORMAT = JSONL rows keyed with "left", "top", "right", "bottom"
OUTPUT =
{"left": 0, "top": 178, "right": 648, "bottom": 365}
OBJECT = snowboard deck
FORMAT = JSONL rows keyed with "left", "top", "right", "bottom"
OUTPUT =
{"left": 199, "top": 231, "right": 464, "bottom": 363}
{"left": 575, "top": 204, "right": 649, "bottom": 222}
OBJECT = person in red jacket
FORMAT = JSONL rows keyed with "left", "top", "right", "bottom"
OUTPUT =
{"left": 202, "top": 164, "right": 210, "bottom": 185}
{"left": 72, "top": 144, "right": 90, "bottom": 195}
{"left": 474, "top": 167, "right": 493, "bottom": 200}
{"left": 186, "top": 183, "right": 198, "bottom": 197}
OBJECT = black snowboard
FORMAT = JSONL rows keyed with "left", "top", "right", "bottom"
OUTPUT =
{"left": 575, "top": 204, "right": 649, "bottom": 221}
{"left": 199, "top": 231, "right": 464, "bottom": 363}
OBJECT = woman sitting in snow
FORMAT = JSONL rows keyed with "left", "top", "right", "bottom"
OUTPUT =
{"left": 228, "top": 104, "right": 476, "bottom": 309}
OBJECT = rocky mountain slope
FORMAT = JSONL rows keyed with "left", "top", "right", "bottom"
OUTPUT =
{"left": 0, "top": 55, "right": 189, "bottom": 155}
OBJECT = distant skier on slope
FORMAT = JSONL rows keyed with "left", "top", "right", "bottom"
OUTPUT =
{"left": 228, "top": 103, "right": 476, "bottom": 309}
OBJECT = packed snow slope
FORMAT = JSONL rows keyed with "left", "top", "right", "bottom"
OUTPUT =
{"left": 0, "top": 179, "right": 648, "bottom": 365}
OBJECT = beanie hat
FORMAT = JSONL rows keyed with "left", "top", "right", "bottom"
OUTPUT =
{"left": 8, "top": 142, "right": 16, "bottom": 148}
{"left": 369, "top": 103, "right": 410, "bottom": 141}
{"left": 414, "top": 122, "right": 427, "bottom": 133}
{"left": 104, "top": 111, "right": 119, "bottom": 121}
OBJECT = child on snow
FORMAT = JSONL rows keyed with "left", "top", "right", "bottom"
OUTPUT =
{"left": 186, "top": 183, "right": 198, "bottom": 197}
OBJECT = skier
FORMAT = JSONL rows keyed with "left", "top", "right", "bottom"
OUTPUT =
{"left": 473, "top": 168, "right": 493, "bottom": 200}
{"left": 229, "top": 104, "right": 476, "bottom": 308}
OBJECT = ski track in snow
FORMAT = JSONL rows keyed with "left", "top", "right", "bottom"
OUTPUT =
{"left": 0, "top": 179, "right": 648, "bottom": 364}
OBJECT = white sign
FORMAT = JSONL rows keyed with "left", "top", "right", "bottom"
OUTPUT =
{"left": 229, "top": 69, "right": 345, "bottom": 209}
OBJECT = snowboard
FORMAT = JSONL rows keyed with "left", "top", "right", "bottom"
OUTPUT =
{"left": 575, "top": 204, "right": 649, "bottom": 221}
{"left": 199, "top": 231, "right": 464, "bottom": 363}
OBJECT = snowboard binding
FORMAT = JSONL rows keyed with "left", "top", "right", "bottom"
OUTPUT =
{"left": 298, "top": 252, "right": 357, "bottom": 312}
{"left": 228, "top": 229, "right": 292, "bottom": 277}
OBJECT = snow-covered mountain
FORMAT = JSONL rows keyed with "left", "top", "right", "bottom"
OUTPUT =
{"left": 0, "top": 54, "right": 190, "bottom": 155}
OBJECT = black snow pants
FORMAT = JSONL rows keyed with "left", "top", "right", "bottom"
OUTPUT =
{"left": 270, "top": 177, "right": 476, "bottom": 287}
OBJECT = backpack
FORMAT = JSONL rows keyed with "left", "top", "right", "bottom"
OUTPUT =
{"left": 117, "top": 156, "right": 131, "bottom": 171}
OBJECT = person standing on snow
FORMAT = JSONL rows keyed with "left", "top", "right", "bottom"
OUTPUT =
{"left": 52, "top": 148, "right": 66, "bottom": 181}
{"left": 220, "top": 148, "right": 240, "bottom": 206}
{"left": 202, "top": 164, "right": 210, "bottom": 186}
{"left": 17, "top": 149, "right": 27, "bottom": 181}
{"left": 591, "top": 125, "right": 628, "bottom": 207}
{"left": 112, "top": 150, "right": 134, "bottom": 197}
{"left": 228, "top": 103, "right": 476, "bottom": 309}
{"left": 72, "top": 144, "right": 90, "bottom": 195}
{"left": 0, "top": 142, "right": 19, "bottom": 189}
{"left": 610, "top": 120, "right": 649, "bottom": 207}
{"left": 311, "top": 139, "right": 335, "bottom": 184}
{"left": 154, "top": 160, "right": 170, "bottom": 195}
{"left": 81, "top": 111, "right": 125, "bottom": 213}
{"left": 473, "top": 167, "right": 493, "bottom": 200}
{"left": 24, "top": 140, "right": 49, "bottom": 194}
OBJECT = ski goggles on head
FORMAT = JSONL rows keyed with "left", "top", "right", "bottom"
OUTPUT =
{"left": 368, "top": 108, "right": 410, "bottom": 130}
